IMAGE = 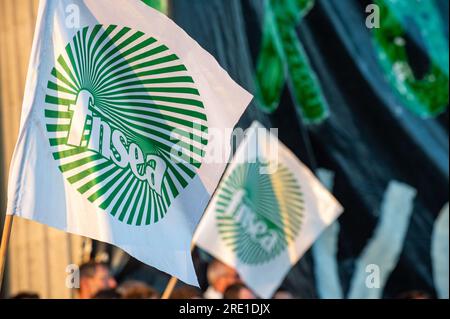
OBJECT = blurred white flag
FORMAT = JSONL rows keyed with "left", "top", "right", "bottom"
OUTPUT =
{"left": 194, "top": 122, "right": 343, "bottom": 298}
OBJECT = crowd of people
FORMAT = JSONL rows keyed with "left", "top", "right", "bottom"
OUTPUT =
{"left": 9, "top": 259, "right": 294, "bottom": 299}
{"left": 9, "top": 259, "right": 432, "bottom": 299}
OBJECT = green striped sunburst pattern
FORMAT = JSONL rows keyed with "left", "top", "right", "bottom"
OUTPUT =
{"left": 215, "top": 162, "right": 304, "bottom": 264}
{"left": 44, "top": 25, "right": 208, "bottom": 226}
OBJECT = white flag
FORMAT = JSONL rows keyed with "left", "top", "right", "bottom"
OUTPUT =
{"left": 6, "top": 0, "right": 252, "bottom": 286}
{"left": 193, "top": 122, "right": 343, "bottom": 298}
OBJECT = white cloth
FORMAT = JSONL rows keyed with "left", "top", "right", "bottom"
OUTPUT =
{"left": 194, "top": 122, "right": 343, "bottom": 297}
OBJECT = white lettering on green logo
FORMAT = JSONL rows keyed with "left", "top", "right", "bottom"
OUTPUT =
{"left": 215, "top": 162, "right": 303, "bottom": 264}
{"left": 44, "top": 25, "right": 208, "bottom": 225}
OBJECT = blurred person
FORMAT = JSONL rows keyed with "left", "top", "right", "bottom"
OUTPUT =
{"left": 79, "top": 261, "right": 117, "bottom": 299}
{"left": 93, "top": 289, "right": 122, "bottom": 299}
{"left": 395, "top": 290, "right": 432, "bottom": 299}
{"left": 224, "top": 283, "right": 256, "bottom": 299}
{"left": 204, "top": 259, "right": 239, "bottom": 299}
{"left": 170, "top": 285, "right": 203, "bottom": 299}
{"left": 117, "top": 280, "right": 159, "bottom": 299}
{"left": 273, "top": 289, "right": 295, "bottom": 299}
{"left": 10, "top": 292, "right": 40, "bottom": 299}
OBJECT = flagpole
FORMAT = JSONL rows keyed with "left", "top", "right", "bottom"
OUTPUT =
{"left": 0, "top": 214, "right": 13, "bottom": 292}
{"left": 161, "top": 276, "right": 178, "bottom": 299}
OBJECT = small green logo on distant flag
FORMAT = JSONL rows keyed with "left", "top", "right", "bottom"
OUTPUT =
{"left": 215, "top": 161, "right": 304, "bottom": 264}
{"left": 44, "top": 25, "right": 208, "bottom": 225}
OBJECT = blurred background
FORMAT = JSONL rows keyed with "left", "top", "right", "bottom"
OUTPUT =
{"left": 0, "top": 0, "right": 448, "bottom": 299}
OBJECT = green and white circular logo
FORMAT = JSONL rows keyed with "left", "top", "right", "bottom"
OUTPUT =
{"left": 215, "top": 162, "right": 304, "bottom": 264}
{"left": 44, "top": 25, "right": 208, "bottom": 225}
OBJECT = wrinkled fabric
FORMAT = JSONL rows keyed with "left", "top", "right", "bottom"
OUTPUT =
{"left": 169, "top": 0, "right": 448, "bottom": 298}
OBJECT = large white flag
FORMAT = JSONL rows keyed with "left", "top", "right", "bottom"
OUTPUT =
{"left": 6, "top": 0, "right": 252, "bottom": 286}
{"left": 193, "top": 122, "right": 343, "bottom": 298}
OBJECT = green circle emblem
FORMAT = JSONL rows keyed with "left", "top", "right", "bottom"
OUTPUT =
{"left": 215, "top": 161, "right": 304, "bottom": 264}
{"left": 44, "top": 25, "right": 208, "bottom": 226}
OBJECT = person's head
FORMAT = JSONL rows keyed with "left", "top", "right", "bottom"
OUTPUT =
{"left": 224, "top": 283, "right": 256, "bottom": 299}
{"left": 10, "top": 292, "right": 40, "bottom": 299}
{"left": 79, "top": 261, "right": 117, "bottom": 299}
{"left": 93, "top": 289, "right": 122, "bottom": 299}
{"left": 117, "top": 280, "right": 159, "bottom": 299}
{"left": 206, "top": 260, "right": 238, "bottom": 294}
{"left": 273, "top": 289, "right": 294, "bottom": 299}
{"left": 170, "top": 285, "right": 203, "bottom": 299}
{"left": 395, "top": 290, "right": 432, "bottom": 299}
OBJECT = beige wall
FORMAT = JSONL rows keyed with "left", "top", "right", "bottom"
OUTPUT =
{"left": 0, "top": 0, "right": 85, "bottom": 298}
